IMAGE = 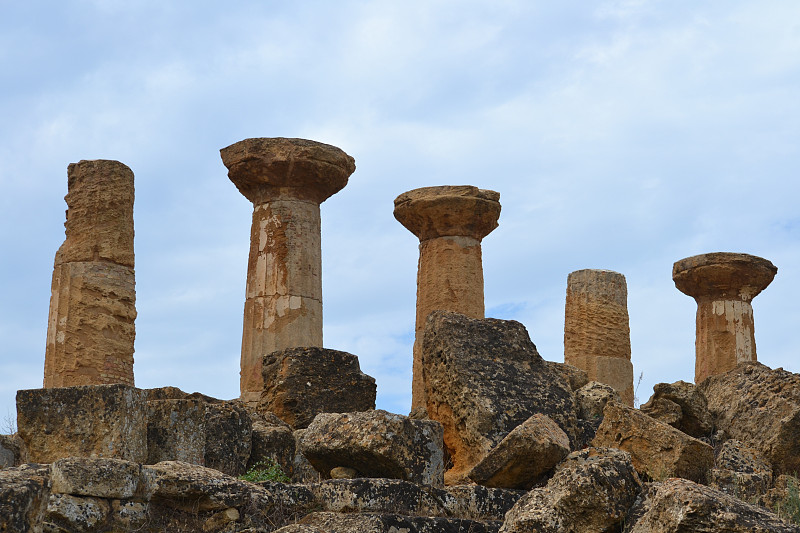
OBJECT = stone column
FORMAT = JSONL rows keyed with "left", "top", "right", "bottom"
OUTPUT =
{"left": 221, "top": 138, "right": 355, "bottom": 404}
{"left": 564, "top": 269, "right": 633, "bottom": 405}
{"left": 394, "top": 186, "right": 501, "bottom": 411}
{"left": 673, "top": 252, "right": 777, "bottom": 384}
{"left": 44, "top": 160, "right": 136, "bottom": 387}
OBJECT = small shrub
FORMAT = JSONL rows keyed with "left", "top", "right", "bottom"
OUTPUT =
{"left": 240, "top": 459, "right": 290, "bottom": 483}
{"left": 777, "top": 476, "right": 800, "bottom": 525}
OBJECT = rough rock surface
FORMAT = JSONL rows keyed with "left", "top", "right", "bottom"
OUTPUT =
{"left": 709, "top": 439, "right": 773, "bottom": 501}
{"left": 259, "top": 347, "right": 376, "bottom": 429}
{"left": 640, "top": 380, "right": 713, "bottom": 438}
{"left": 50, "top": 457, "right": 153, "bottom": 499}
{"left": 0, "top": 464, "right": 51, "bottom": 533}
{"left": 576, "top": 381, "right": 621, "bottom": 420}
{"left": 700, "top": 361, "right": 800, "bottom": 475}
{"left": 592, "top": 402, "right": 714, "bottom": 482}
{"left": 204, "top": 401, "right": 252, "bottom": 476}
{"left": 500, "top": 447, "right": 642, "bottom": 533}
{"left": 146, "top": 398, "right": 206, "bottom": 465}
{"left": 292, "top": 429, "right": 321, "bottom": 483}
{"left": 248, "top": 418, "right": 295, "bottom": 476}
{"left": 545, "top": 361, "right": 589, "bottom": 391}
{"left": 298, "top": 511, "right": 501, "bottom": 533}
{"left": 1, "top": 434, "right": 22, "bottom": 467}
{"left": 421, "top": 311, "right": 577, "bottom": 483}
{"left": 17, "top": 385, "right": 148, "bottom": 463}
{"left": 300, "top": 410, "right": 444, "bottom": 486}
{"left": 624, "top": 477, "right": 799, "bottom": 532}
{"left": 43, "top": 493, "right": 110, "bottom": 532}
{"left": 44, "top": 159, "right": 137, "bottom": 388}
{"left": 468, "top": 413, "right": 570, "bottom": 489}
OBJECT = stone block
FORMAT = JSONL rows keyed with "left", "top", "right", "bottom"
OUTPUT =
{"left": 1, "top": 434, "right": 23, "bottom": 468}
{"left": 709, "top": 439, "right": 773, "bottom": 501}
{"left": 146, "top": 399, "right": 206, "bottom": 465}
{"left": 468, "top": 413, "right": 570, "bottom": 489}
{"left": 625, "top": 478, "right": 799, "bottom": 532}
{"left": 640, "top": 380, "right": 713, "bottom": 438}
{"left": 501, "top": 448, "right": 641, "bottom": 532}
{"left": 300, "top": 410, "right": 445, "bottom": 487}
{"left": 50, "top": 457, "right": 151, "bottom": 500}
{"left": 421, "top": 311, "right": 577, "bottom": 483}
{"left": 43, "top": 494, "right": 110, "bottom": 532}
{"left": 576, "top": 381, "right": 621, "bottom": 420}
{"left": 0, "top": 464, "right": 51, "bottom": 533}
{"left": 700, "top": 362, "right": 800, "bottom": 475}
{"left": 16, "top": 385, "right": 148, "bottom": 463}
{"left": 592, "top": 401, "right": 713, "bottom": 483}
{"left": 259, "top": 347, "right": 376, "bottom": 429}
{"left": 204, "top": 401, "right": 252, "bottom": 476}
{"left": 247, "top": 420, "right": 295, "bottom": 477}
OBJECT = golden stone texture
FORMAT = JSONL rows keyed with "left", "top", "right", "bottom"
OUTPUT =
{"left": 564, "top": 269, "right": 633, "bottom": 405}
{"left": 394, "top": 186, "right": 501, "bottom": 411}
{"left": 44, "top": 160, "right": 136, "bottom": 388}
{"left": 221, "top": 138, "right": 355, "bottom": 404}
{"left": 673, "top": 252, "right": 777, "bottom": 384}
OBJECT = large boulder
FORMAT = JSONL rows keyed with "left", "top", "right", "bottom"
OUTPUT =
{"left": 500, "top": 447, "right": 642, "bottom": 533}
{"left": 624, "top": 478, "right": 800, "bottom": 532}
{"left": 0, "top": 464, "right": 51, "bottom": 533}
{"left": 700, "top": 362, "right": 800, "bottom": 475}
{"left": 300, "top": 410, "right": 445, "bottom": 487}
{"left": 146, "top": 398, "right": 206, "bottom": 465}
{"left": 640, "top": 380, "right": 713, "bottom": 438}
{"left": 592, "top": 402, "right": 714, "bottom": 483}
{"left": 203, "top": 400, "right": 252, "bottom": 476}
{"left": 468, "top": 413, "right": 570, "bottom": 489}
{"left": 16, "top": 385, "right": 148, "bottom": 463}
{"left": 709, "top": 439, "right": 773, "bottom": 501}
{"left": 421, "top": 311, "right": 578, "bottom": 483}
{"left": 576, "top": 381, "right": 621, "bottom": 420}
{"left": 259, "top": 347, "right": 377, "bottom": 429}
{"left": 50, "top": 457, "right": 154, "bottom": 500}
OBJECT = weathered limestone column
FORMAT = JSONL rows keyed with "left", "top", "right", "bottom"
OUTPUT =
{"left": 673, "top": 252, "right": 777, "bottom": 384}
{"left": 221, "top": 138, "right": 355, "bottom": 404}
{"left": 394, "top": 186, "right": 501, "bottom": 411}
{"left": 564, "top": 269, "right": 633, "bottom": 405}
{"left": 44, "top": 160, "right": 136, "bottom": 387}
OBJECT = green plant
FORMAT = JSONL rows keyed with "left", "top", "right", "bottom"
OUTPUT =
{"left": 239, "top": 459, "right": 290, "bottom": 483}
{"left": 777, "top": 476, "right": 800, "bottom": 525}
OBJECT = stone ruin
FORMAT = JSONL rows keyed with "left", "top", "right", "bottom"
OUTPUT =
{"left": 2, "top": 137, "right": 799, "bottom": 532}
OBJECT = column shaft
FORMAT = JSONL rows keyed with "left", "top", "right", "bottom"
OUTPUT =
{"left": 694, "top": 298, "right": 756, "bottom": 383}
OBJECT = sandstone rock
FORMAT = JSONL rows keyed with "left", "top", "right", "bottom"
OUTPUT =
{"left": 146, "top": 399, "right": 206, "bottom": 465}
{"left": 50, "top": 457, "right": 152, "bottom": 500}
{"left": 576, "top": 381, "right": 621, "bottom": 420}
{"left": 202, "top": 507, "right": 240, "bottom": 532}
{"left": 0, "top": 464, "right": 50, "bottom": 533}
{"left": 259, "top": 347, "right": 376, "bottom": 429}
{"left": 109, "top": 500, "right": 148, "bottom": 530}
{"left": 222, "top": 138, "right": 355, "bottom": 405}
{"left": 43, "top": 494, "right": 110, "bottom": 532}
{"left": 204, "top": 400, "right": 252, "bottom": 476}
{"left": 247, "top": 420, "right": 295, "bottom": 477}
{"left": 44, "top": 160, "right": 137, "bottom": 388}
{"left": 592, "top": 401, "right": 714, "bottom": 482}
{"left": 300, "top": 410, "right": 445, "bottom": 487}
{"left": 624, "top": 477, "right": 799, "bottom": 532}
{"left": 1, "top": 434, "right": 22, "bottom": 467}
{"left": 545, "top": 361, "right": 589, "bottom": 391}
{"left": 709, "top": 439, "right": 773, "bottom": 501}
{"left": 299, "top": 511, "right": 501, "bottom": 533}
{"left": 500, "top": 447, "right": 642, "bottom": 533}
{"left": 421, "top": 311, "right": 577, "bottom": 483}
{"left": 292, "top": 429, "right": 320, "bottom": 484}
{"left": 150, "top": 461, "right": 272, "bottom": 512}
{"left": 17, "top": 385, "right": 148, "bottom": 463}
{"left": 640, "top": 380, "right": 713, "bottom": 438}
{"left": 441, "top": 485, "right": 525, "bottom": 522}
{"left": 329, "top": 466, "right": 357, "bottom": 479}
{"left": 468, "top": 413, "right": 570, "bottom": 489}
{"left": 700, "top": 361, "right": 800, "bottom": 475}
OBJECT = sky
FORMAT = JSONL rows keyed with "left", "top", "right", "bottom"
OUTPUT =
{"left": 1, "top": 1, "right": 799, "bottom": 427}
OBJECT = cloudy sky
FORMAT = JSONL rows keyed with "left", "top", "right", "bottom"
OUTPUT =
{"left": 1, "top": 1, "right": 799, "bottom": 425}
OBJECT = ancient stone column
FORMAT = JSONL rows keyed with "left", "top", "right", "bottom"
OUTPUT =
{"left": 44, "top": 160, "right": 136, "bottom": 387}
{"left": 221, "top": 138, "right": 355, "bottom": 404}
{"left": 394, "top": 186, "right": 501, "bottom": 411}
{"left": 673, "top": 252, "right": 777, "bottom": 384}
{"left": 563, "top": 269, "right": 633, "bottom": 405}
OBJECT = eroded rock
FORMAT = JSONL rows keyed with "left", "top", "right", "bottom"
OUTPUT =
{"left": 146, "top": 399, "right": 206, "bottom": 465}
{"left": 300, "top": 410, "right": 444, "bottom": 487}
{"left": 421, "top": 311, "right": 577, "bottom": 484}
{"left": 640, "top": 380, "right": 713, "bottom": 438}
{"left": 709, "top": 439, "right": 773, "bottom": 501}
{"left": 592, "top": 402, "right": 713, "bottom": 483}
{"left": 0, "top": 464, "right": 51, "bottom": 533}
{"left": 204, "top": 400, "right": 252, "bottom": 476}
{"left": 50, "top": 457, "right": 152, "bottom": 500}
{"left": 576, "top": 381, "right": 621, "bottom": 420}
{"left": 43, "top": 494, "right": 110, "bottom": 532}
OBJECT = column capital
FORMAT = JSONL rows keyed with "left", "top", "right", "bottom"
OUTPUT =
{"left": 393, "top": 185, "right": 501, "bottom": 242}
{"left": 673, "top": 252, "right": 777, "bottom": 301}
{"left": 220, "top": 137, "right": 355, "bottom": 204}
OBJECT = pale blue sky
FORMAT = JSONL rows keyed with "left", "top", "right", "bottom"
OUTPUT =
{"left": 2, "top": 1, "right": 799, "bottom": 423}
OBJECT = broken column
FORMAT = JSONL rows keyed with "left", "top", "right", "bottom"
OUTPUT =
{"left": 393, "top": 186, "right": 501, "bottom": 411}
{"left": 564, "top": 269, "right": 633, "bottom": 406}
{"left": 220, "top": 138, "right": 355, "bottom": 404}
{"left": 44, "top": 160, "right": 136, "bottom": 387}
{"left": 672, "top": 252, "right": 777, "bottom": 384}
